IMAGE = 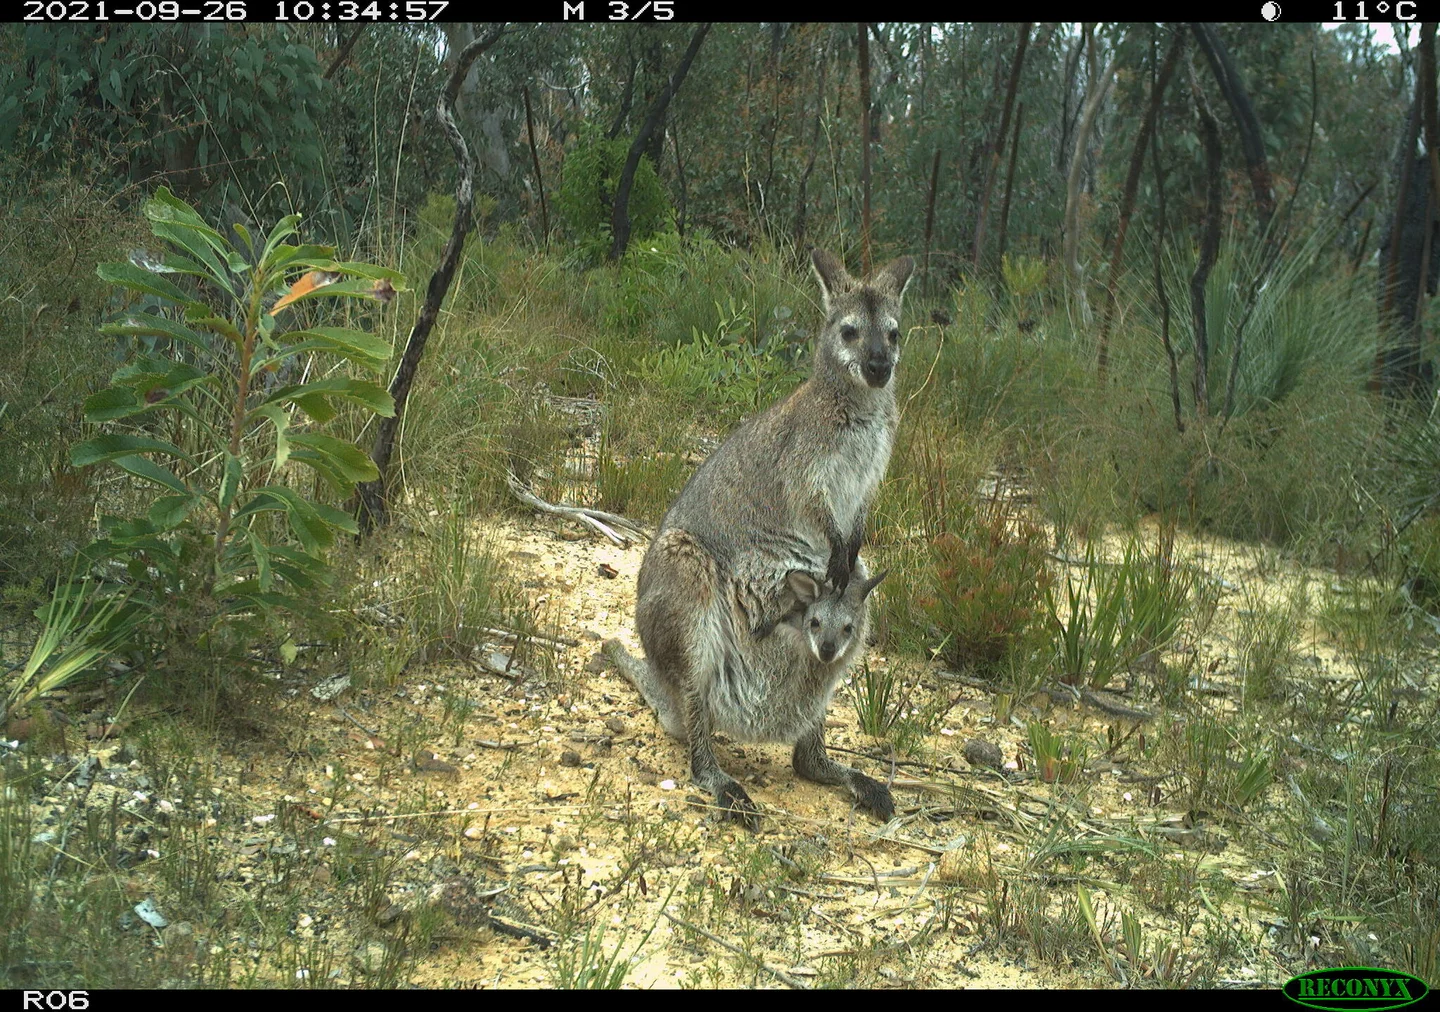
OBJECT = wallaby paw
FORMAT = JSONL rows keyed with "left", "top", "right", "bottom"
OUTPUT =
{"left": 716, "top": 781, "right": 761, "bottom": 831}
{"left": 850, "top": 775, "right": 895, "bottom": 822}
{"left": 825, "top": 555, "right": 851, "bottom": 593}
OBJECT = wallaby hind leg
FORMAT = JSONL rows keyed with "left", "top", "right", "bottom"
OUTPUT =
{"left": 792, "top": 724, "right": 894, "bottom": 822}
{"left": 683, "top": 686, "right": 761, "bottom": 831}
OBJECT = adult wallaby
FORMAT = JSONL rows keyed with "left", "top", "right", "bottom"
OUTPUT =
{"left": 611, "top": 249, "right": 913, "bottom": 827}
{"left": 604, "top": 567, "right": 891, "bottom": 827}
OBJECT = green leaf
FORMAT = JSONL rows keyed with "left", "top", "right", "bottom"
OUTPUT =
{"left": 218, "top": 451, "right": 243, "bottom": 510}
{"left": 100, "top": 312, "right": 211, "bottom": 355}
{"left": 150, "top": 223, "right": 235, "bottom": 296}
{"left": 107, "top": 454, "right": 188, "bottom": 494}
{"left": 237, "top": 485, "right": 329, "bottom": 553}
{"left": 259, "top": 212, "right": 303, "bottom": 267}
{"left": 265, "top": 243, "right": 338, "bottom": 271}
{"left": 288, "top": 433, "right": 378, "bottom": 493}
{"left": 258, "top": 378, "right": 395, "bottom": 419}
{"left": 96, "top": 261, "right": 195, "bottom": 306}
{"left": 272, "top": 327, "right": 393, "bottom": 371}
{"left": 232, "top": 221, "right": 253, "bottom": 253}
{"left": 251, "top": 403, "right": 292, "bottom": 468}
{"left": 72, "top": 435, "right": 189, "bottom": 469}
{"left": 245, "top": 528, "right": 272, "bottom": 592}
{"left": 83, "top": 387, "right": 147, "bottom": 423}
{"left": 184, "top": 310, "right": 245, "bottom": 345}
{"left": 147, "top": 493, "right": 198, "bottom": 529}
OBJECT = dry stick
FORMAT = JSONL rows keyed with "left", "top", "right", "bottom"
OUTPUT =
{"left": 479, "top": 625, "right": 580, "bottom": 649}
{"left": 521, "top": 86, "right": 549, "bottom": 245}
{"left": 354, "top": 23, "right": 507, "bottom": 533}
{"left": 504, "top": 471, "right": 649, "bottom": 546}
{"left": 662, "top": 910, "right": 810, "bottom": 989}
{"left": 324, "top": 804, "right": 586, "bottom": 825}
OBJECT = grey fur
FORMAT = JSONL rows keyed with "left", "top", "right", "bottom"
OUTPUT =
{"left": 604, "top": 568, "right": 892, "bottom": 826}
{"left": 609, "top": 249, "right": 912, "bottom": 828}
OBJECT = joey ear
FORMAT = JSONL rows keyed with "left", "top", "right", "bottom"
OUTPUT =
{"left": 859, "top": 569, "right": 890, "bottom": 600}
{"left": 868, "top": 256, "right": 915, "bottom": 301}
{"left": 810, "top": 248, "right": 854, "bottom": 312}
{"left": 786, "top": 570, "right": 824, "bottom": 605}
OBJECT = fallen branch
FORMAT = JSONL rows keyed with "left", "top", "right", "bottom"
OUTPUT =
{"left": 662, "top": 910, "right": 810, "bottom": 989}
{"left": 505, "top": 471, "right": 650, "bottom": 547}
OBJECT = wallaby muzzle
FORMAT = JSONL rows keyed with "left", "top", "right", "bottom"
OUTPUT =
{"left": 862, "top": 357, "right": 893, "bottom": 388}
{"left": 862, "top": 334, "right": 893, "bottom": 387}
{"left": 817, "top": 640, "right": 838, "bottom": 663}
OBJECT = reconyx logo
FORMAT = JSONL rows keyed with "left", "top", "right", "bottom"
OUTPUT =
{"left": 1283, "top": 967, "right": 1429, "bottom": 1011}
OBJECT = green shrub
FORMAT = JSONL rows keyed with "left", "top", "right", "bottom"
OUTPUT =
{"left": 556, "top": 134, "right": 670, "bottom": 261}
{"left": 66, "top": 187, "right": 404, "bottom": 674}
{"left": 921, "top": 500, "right": 1051, "bottom": 674}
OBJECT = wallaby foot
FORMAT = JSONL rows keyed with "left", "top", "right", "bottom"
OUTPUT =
{"left": 714, "top": 778, "right": 761, "bottom": 831}
{"left": 793, "top": 727, "right": 895, "bottom": 822}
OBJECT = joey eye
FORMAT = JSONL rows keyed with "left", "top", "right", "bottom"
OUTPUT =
{"left": 840, "top": 324, "right": 859, "bottom": 342}
{"left": 843, "top": 624, "right": 853, "bottom": 635}
{"left": 810, "top": 618, "right": 821, "bottom": 630}
{"left": 887, "top": 328, "right": 901, "bottom": 345}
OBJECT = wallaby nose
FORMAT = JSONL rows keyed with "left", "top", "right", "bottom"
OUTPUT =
{"left": 818, "top": 641, "right": 837, "bottom": 663}
{"left": 862, "top": 358, "right": 892, "bottom": 388}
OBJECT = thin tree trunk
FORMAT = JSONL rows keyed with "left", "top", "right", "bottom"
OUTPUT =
{"left": 858, "top": 22, "right": 872, "bottom": 273}
{"left": 1062, "top": 48, "right": 1118, "bottom": 325}
{"left": 608, "top": 24, "right": 710, "bottom": 262}
{"left": 323, "top": 27, "right": 362, "bottom": 80}
{"left": 673, "top": 125, "right": 688, "bottom": 241}
{"left": 606, "top": 51, "right": 639, "bottom": 140}
{"left": 996, "top": 103, "right": 1025, "bottom": 264}
{"left": 1152, "top": 91, "right": 1184, "bottom": 434}
{"left": 793, "top": 45, "right": 827, "bottom": 248}
{"left": 1191, "top": 93, "right": 1224, "bottom": 419}
{"left": 1097, "top": 29, "right": 1183, "bottom": 377}
{"left": 1415, "top": 23, "right": 1440, "bottom": 345}
{"left": 355, "top": 23, "right": 507, "bottom": 534}
{"left": 1191, "top": 23, "right": 1276, "bottom": 231}
{"left": 1376, "top": 99, "right": 1422, "bottom": 392}
{"left": 922, "top": 147, "right": 942, "bottom": 295}
{"left": 522, "top": 86, "right": 549, "bottom": 245}
{"left": 1353, "top": 217, "right": 1373, "bottom": 275}
{"left": 972, "top": 23, "right": 1031, "bottom": 268}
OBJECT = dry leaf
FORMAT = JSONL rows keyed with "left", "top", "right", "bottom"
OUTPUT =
{"left": 270, "top": 270, "right": 341, "bottom": 316}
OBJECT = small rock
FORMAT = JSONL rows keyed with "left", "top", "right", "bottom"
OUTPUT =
{"left": 559, "top": 750, "right": 582, "bottom": 767}
{"left": 604, "top": 717, "right": 625, "bottom": 735}
{"left": 414, "top": 751, "right": 459, "bottom": 774}
{"left": 962, "top": 738, "right": 1004, "bottom": 770}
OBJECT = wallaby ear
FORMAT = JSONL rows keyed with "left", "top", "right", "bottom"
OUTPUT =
{"left": 786, "top": 570, "right": 824, "bottom": 605}
{"left": 859, "top": 569, "right": 890, "bottom": 600}
{"left": 868, "top": 256, "right": 915, "bottom": 302}
{"left": 810, "top": 248, "right": 854, "bottom": 313}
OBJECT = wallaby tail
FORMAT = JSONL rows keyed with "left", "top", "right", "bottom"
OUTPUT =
{"left": 601, "top": 639, "right": 684, "bottom": 739}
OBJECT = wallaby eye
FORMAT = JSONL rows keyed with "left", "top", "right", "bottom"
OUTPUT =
{"left": 843, "top": 624, "right": 853, "bottom": 635}
{"left": 888, "top": 328, "right": 901, "bottom": 345}
{"left": 840, "top": 324, "right": 859, "bottom": 342}
{"left": 810, "top": 618, "right": 821, "bottom": 630}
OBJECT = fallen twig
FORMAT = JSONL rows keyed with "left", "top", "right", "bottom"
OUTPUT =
{"left": 505, "top": 471, "right": 650, "bottom": 546}
{"left": 662, "top": 910, "right": 810, "bottom": 989}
